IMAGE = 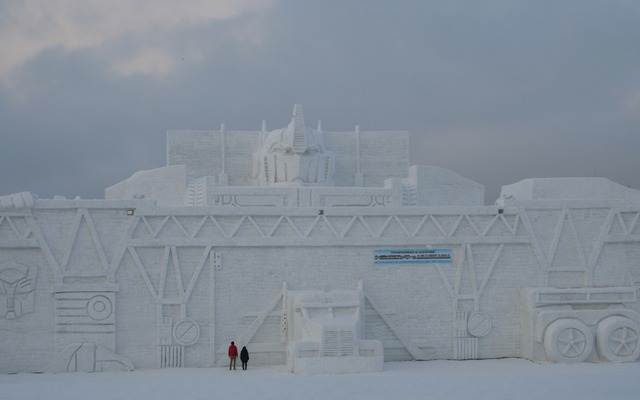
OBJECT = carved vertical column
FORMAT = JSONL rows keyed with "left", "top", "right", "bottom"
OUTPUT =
{"left": 210, "top": 250, "right": 220, "bottom": 366}
{"left": 453, "top": 311, "right": 478, "bottom": 360}
{"left": 355, "top": 125, "right": 364, "bottom": 187}
{"left": 218, "top": 124, "right": 228, "bottom": 186}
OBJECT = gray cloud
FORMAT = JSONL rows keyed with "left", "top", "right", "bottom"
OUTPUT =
{"left": 1, "top": 0, "right": 639, "bottom": 204}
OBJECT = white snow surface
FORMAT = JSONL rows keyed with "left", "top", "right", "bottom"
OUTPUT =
{"left": 2, "top": 359, "right": 639, "bottom": 400}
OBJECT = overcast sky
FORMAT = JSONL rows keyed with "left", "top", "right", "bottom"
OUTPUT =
{"left": 1, "top": 0, "right": 639, "bottom": 204}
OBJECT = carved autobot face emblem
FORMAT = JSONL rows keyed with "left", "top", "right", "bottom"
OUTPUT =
{"left": 0, "top": 262, "right": 37, "bottom": 320}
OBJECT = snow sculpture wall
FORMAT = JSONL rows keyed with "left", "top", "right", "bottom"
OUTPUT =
{"left": 2, "top": 105, "right": 640, "bottom": 375}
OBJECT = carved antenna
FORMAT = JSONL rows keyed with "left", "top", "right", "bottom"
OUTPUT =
{"left": 220, "top": 123, "right": 226, "bottom": 175}
{"left": 292, "top": 104, "right": 306, "bottom": 153}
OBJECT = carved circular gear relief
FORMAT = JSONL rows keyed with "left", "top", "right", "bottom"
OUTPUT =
{"left": 86, "top": 295, "right": 113, "bottom": 321}
{"left": 544, "top": 319, "right": 594, "bottom": 363}
{"left": 173, "top": 318, "right": 200, "bottom": 346}
{"left": 596, "top": 316, "right": 640, "bottom": 362}
{"left": 467, "top": 312, "right": 492, "bottom": 337}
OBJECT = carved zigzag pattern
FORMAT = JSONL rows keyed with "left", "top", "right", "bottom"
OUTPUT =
{"left": 127, "top": 245, "right": 210, "bottom": 305}
{"left": 520, "top": 209, "right": 640, "bottom": 286}
{"left": 130, "top": 213, "right": 522, "bottom": 240}
{"left": 0, "top": 215, "right": 35, "bottom": 241}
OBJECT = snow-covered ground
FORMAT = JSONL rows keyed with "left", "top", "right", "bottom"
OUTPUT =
{"left": 2, "top": 359, "right": 639, "bottom": 400}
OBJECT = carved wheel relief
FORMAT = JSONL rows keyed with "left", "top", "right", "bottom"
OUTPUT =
{"left": 596, "top": 316, "right": 640, "bottom": 362}
{"left": 86, "top": 295, "right": 113, "bottom": 321}
{"left": 173, "top": 318, "right": 200, "bottom": 346}
{"left": 467, "top": 312, "right": 491, "bottom": 338}
{"left": 544, "top": 319, "right": 594, "bottom": 363}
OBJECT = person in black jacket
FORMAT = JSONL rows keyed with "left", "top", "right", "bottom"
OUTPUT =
{"left": 240, "top": 346, "right": 249, "bottom": 370}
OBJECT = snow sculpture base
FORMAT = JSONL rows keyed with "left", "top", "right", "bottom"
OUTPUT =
{"left": 290, "top": 341, "right": 383, "bottom": 375}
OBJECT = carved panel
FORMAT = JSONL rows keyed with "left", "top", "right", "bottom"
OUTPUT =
{"left": 0, "top": 261, "right": 37, "bottom": 320}
{"left": 52, "top": 284, "right": 118, "bottom": 351}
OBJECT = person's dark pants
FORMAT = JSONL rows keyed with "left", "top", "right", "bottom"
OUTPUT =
{"left": 242, "top": 361, "right": 247, "bottom": 370}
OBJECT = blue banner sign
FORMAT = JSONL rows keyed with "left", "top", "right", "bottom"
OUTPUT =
{"left": 374, "top": 249, "right": 452, "bottom": 265}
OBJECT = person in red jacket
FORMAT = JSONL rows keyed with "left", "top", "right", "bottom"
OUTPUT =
{"left": 228, "top": 341, "right": 238, "bottom": 370}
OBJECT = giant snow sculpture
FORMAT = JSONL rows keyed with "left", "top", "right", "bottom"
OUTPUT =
{"left": 2, "top": 105, "right": 640, "bottom": 374}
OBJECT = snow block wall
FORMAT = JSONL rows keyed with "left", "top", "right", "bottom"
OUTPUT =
{"left": 2, "top": 106, "right": 640, "bottom": 374}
